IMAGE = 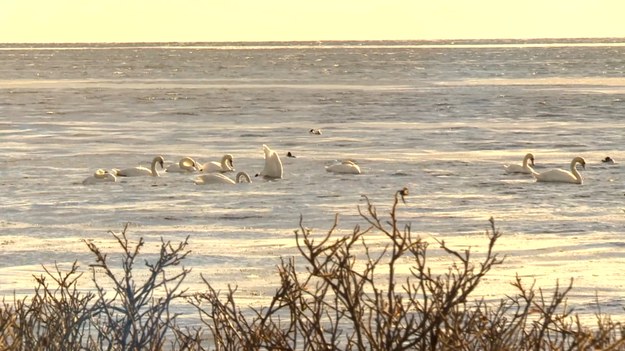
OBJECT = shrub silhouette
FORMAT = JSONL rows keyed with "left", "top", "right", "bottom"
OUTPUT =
{"left": 1, "top": 189, "right": 624, "bottom": 350}
{"left": 0, "top": 227, "right": 194, "bottom": 351}
{"left": 191, "top": 189, "right": 625, "bottom": 350}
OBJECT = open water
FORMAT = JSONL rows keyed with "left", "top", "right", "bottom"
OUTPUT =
{"left": 1, "top": 39, "right": 625, "bottom": 323}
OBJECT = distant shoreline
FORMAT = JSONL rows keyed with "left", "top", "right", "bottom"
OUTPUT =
{"left": 2, "top": 37, "right": 625, "bottom": 50}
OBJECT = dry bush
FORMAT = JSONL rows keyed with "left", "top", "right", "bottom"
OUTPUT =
{"left": 191, "top": 189, "right": 625, "bottom": 350}
{"left": 0, "top": 262, "right": 97, "bottom": 350}
{"left": 0, "top": 224, "right": 197, "bottom": 351}
{"left": 84, "top": 225, "right": 193, "bottom": 350}
{"left": 0, "top": 191, "right": 624, "bottom": 350}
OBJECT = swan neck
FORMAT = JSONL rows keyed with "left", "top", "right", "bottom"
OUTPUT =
{"left": 151, "top": 157, "right": 159, "bottom": 176}
{"left": 570, "top": 160, "right": 582, "bottom": 182}
{"left": 221, "top": 155, "right": 231, "bottom": 170}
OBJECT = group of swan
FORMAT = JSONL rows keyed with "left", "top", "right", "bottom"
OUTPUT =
{"left": 194, "top": 145, "right": 283, "bottom": 184}
{"left": 83, "top": 155, "right": 167, "bottom": 184}
{"left": 82, "top": 144, "right": 599, "bottom": 187}
{"left": 163, "top": 154, "right": 236, "bottom": 174}
{"left": 505, "top": 153, "right": 587, "bottom": 185}
{"left": 164, "top": 155, "right": 234, "bottom": 174}
{"left": 82, "top": 145, "right": 287, "bottom": 186}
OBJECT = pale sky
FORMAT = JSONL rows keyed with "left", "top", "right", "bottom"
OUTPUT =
{"left": 1, "top": 0, "right": 625, "bottom": 43}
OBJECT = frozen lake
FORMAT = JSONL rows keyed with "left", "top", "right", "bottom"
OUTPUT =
{"left": 1, "top": 40, "right": 625, "bottom": 323}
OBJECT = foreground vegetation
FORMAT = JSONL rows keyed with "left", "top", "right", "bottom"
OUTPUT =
{"left": 1, "top": 189, "right": 624, "bottom": 350}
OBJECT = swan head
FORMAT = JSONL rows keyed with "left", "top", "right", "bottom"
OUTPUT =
{"left": 180, "top": 157, "right": 200, "bottom": 171}
{"left": 602, "top": 156, "right": 615, "bottom": 164}
{"left": 573, "top": 157, "right": 586, "bottom": 170}
{"left": 528, "top": 153, "right": 535, "bottom": 166}
{"left": 155, "top": 155, "right": 165, "bottom": 169}
{"left": 94, "top": 169, "right": 108, "bottom": 178}
{"left": 222, "top": 154, "right": 234, "bottom": 170}
{"left": 236, "top": 171, "right": 252, "bottom": 183}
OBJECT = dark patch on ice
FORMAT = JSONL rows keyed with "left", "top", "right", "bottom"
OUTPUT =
{"left": 240, "top": 133, "right": 265, "bottom": 138}
{"left": 217, "top": 215, "right": 265, "bottom": 220}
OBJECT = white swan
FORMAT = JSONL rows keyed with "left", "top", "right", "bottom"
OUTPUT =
{"left": 201, "top": 154, "right": 234, "bottom": 173}
{"left": 504, "top": 153, "right": 536, "bottom": 174}
{"left": 166, "top": 156, "right": 201, "bottom": 173}
{"left": 326, "top": 160, "right": 361, "bottom": 174}
{"left": 195, "top": 171, "right": 252, "bottom": 185}
{"left": 113, "top": 156, "right": 165, "bottom": 177}
{"left": 257, "top": 144, "right": 283, "bottom": 179}
{"left": 533, "top": 157, "right": 586, "bottom": 184}
{"left": 82, "top": 169, "right": 117, "bottom": 185}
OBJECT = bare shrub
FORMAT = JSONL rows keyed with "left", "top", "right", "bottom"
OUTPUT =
{"left": 0, "top": 224, "right": 196, "bottom": 351}
{"left": 0, "top": 262, "right": 97, "bottom": 351}
{"left": 191, "top": 189, "right": 625, "bottom": 350}
{"left": 1, "top": 191, "right": 624, "bottom": 350}
{"left": 84, "top": 224, "right": 193, "bottom": 350}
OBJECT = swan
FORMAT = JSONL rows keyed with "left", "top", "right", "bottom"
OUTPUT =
{"left": 113, "top": 156, "right": 165, "bottom": 177}
{"left": 257, "top": 144, "right": 283, "bottom": 179}
{"left": 201, "top": 154, "right": 234, "bottom": 173}
{"left": 195, "top": 171, "right": 252, "bottom": 185}
{"left": 504, "top": 153, "right": 536, "bottom": 174}
{"left": 82, "top": 169, "right": 117, "bottom": 185}
{"left": 326, "top": 160, "right": 361, "bottom": 174}
{"left": 602, "top": 156, "right": 616, "bottom": 164}
{"left": 533, "top": 157, "right": 586, "bottom": 184}
{"left": 166, "top": 156, "right": 201, "bottom": 173}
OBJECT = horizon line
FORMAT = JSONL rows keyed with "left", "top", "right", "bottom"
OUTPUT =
{"left": 2, "top": 37, "right": 625, "bottom": 51}
{"left": 2, "top": 36, "right": 625, "bottom": 46}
